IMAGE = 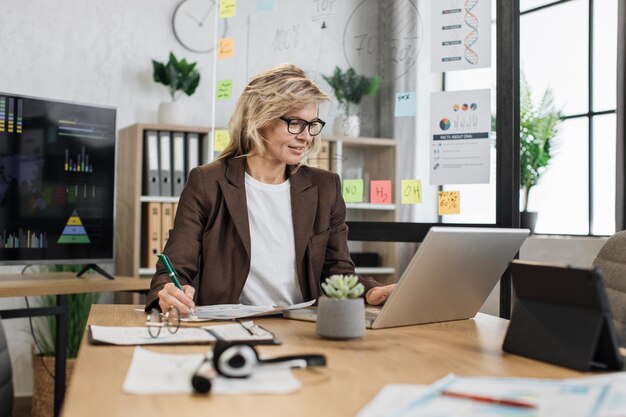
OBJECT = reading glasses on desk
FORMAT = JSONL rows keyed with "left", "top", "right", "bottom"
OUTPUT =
{"left": 146, "top": 306, "right": 181, "bottom": 338}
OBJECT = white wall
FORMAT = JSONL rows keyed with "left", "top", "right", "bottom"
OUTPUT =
{"left": 0, "top": 0, "right": 215, "bottom": 131}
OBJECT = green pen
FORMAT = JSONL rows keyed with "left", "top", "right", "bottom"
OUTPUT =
{"left": 157, "top": 253, "right": 196, "bottom": 317}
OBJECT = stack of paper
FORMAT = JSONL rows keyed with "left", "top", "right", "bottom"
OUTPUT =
{"left": 188, "top": 299, "right": 315, "bottom": 321}
{"left": 358, "top": 373, "right": 626, "bottom": 417}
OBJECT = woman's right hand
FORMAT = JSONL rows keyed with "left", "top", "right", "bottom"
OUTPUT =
{"left": 157, "top": 283, "right": 196, "bottom": 315}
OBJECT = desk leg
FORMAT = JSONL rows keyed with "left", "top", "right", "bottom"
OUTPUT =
{"left": 54, "top": 295, "right": 68, "bottom": 417}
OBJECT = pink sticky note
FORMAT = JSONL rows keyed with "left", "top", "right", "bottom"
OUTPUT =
{"left": 370, "top": 180, "right": 392, "bottom": 204}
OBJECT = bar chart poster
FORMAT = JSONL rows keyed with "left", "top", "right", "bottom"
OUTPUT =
{"left": 430, "top": 89, "right": 491, "bottom": 185}
{"left": 431, "top": 0, "right": 491, "bottom": 72}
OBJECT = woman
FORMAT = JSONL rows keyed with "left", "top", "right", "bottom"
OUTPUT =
{"left": 146, "top": 63, "right": 395, "bottom": 315}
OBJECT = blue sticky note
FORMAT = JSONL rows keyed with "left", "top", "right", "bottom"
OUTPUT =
{"left": 257, "top": 0, "right": 275, "bottom": 11}
{"left": 394, "top": 92, "right": 417, "bottom": 117}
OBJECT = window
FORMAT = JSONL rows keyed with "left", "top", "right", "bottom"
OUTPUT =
{"left": 520, "top": 0, "right": 618, "bottom": 235}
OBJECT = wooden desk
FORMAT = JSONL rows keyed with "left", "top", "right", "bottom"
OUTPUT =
{"left": 62, "top": 304, "right": 586, "bottom": 417}
{"left": 0, "top": 273, "right": 150, "bottom": 417}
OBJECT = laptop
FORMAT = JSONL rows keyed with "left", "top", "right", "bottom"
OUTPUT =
{"left": 284, "top": 227, "right": 529, "bottom": 329}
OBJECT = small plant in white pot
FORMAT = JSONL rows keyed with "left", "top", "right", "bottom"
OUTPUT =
{"left": 322, "top": 67, "right": 379, "bottom": 137}
{"left": 316, "top": 274, "right": 366, "bottom": 340}
{"left": 152, "top": 52, "right": 200, "bottom": 125}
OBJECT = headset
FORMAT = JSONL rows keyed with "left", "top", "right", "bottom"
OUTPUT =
{"left": 192, "top": 341, "right": 326, "bottom": 394}
{"left": 212, "top": 341, "right": 326, "bottom": 379}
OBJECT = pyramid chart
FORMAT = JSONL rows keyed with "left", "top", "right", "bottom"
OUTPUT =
{"left": 57, "top": 209, "right": 91, "bottom": 244}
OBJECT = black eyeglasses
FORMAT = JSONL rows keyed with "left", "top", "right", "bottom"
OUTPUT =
{"left": 279, "top": 116, "right": 326, "bottom": 136}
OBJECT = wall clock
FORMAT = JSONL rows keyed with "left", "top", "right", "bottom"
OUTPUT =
{"left": 172, "top": 0, "right": 228, "bottom": 53}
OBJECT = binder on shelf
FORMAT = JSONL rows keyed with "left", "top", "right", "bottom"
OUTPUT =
{"left": 172, "top": 132, "right": 185, "bottom": 196}
{"left": 142, "top": 202, "right": 162, "bottom": 268}
{"left": 143, "top": 130, "right": 160, "bottom": 196}
{"left": 186, "top": 132, "right": 200, "bottom": 181}
{"left": 161, "top": 203, "right": 174, "bottom": 251}
{"left": 158, "top": 131, "right": 173, "bottom": 196}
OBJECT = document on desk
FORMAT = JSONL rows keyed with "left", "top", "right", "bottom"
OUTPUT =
{"left": 357, "top": 373, "right": 626, "bottom": 417}
{"left": 187, "top": 299, "right": 316, "bottom": 321}
{"left": 122, "top": 347, "right": 300, "bottom": 395}
{"left": 89, "top": 325, "right": 216, "bottom": 345}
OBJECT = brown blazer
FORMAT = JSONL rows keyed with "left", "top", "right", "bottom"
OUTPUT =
{"left": 145, "top": 157, "right": 381, "bottom": 310}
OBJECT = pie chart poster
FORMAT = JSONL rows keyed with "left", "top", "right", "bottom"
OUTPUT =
{"left": 429, "top": 89, "right": 491, "bottom": 185}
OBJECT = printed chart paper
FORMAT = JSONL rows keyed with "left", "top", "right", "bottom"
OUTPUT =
{"left": 430, "top": 89, "right": 491, "bottom": 185}
{"left": 431, "top": 0, "right": 491, "bottom": 72}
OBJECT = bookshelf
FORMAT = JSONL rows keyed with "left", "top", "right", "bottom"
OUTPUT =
{"left": 115, "top": 123, "right": 212, "bottom": 277}
{"left": 312, "top": 136, "right": 399, "bottom": 283}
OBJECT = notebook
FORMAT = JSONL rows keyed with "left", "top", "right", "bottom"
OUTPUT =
{"left": 284, "top": 227, "right": 529, "bottom": 329}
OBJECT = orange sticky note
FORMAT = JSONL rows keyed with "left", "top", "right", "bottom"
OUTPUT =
{"left": 218, "top": 38, "right": 234, "bottom": 59}
{"left": 370, "top": 180, "right": 392, "bottom": 204}
{"left": 438, "top": 191, "right": 460, "bottom": 215}
{"left": 401, "top": 179, "right": 422, "bottom": 204}
{"left": 214, "top": 129, "right": 230, "bottom": 152}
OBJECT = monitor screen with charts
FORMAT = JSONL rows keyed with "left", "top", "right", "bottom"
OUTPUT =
{"left": 0, "top": 92, "right": 116, "bottom": 265}
{"left": 285, "top": 227, "right": 529, "bottom": 329}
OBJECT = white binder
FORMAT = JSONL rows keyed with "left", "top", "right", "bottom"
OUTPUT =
{"left": 143, "top": 130, "right": 160, "bottom": 196}
{"left": 158, "top": 131, "right": 172, "bottom": 196}
{"left": 186, "top": 132, "right": 200, "bottom": 181}
{"left": 172, "top": 132, "right": 185, "bottom": 196}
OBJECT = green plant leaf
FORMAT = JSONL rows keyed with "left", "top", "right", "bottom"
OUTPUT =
{"left": 152, "top": 52, "right": 201, "bottom": 102}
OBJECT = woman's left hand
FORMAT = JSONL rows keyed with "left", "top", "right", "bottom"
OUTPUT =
{"left": 365, "top": 284, "right": 396, "bottom": 305}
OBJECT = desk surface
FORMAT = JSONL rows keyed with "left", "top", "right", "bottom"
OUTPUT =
{"left": 0, "top": 273, "right": 150, "bottom": 297}
{"left": 61, "top": 304, "right": 588, "bottom": 417}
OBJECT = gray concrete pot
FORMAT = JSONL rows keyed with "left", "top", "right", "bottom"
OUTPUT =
{"left": 316, "top": 296, "right": 365, "bottom": 340}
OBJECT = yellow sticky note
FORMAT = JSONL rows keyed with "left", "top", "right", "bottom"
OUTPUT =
{"left": 214, "top": 129, "right": 230, "bottom": 152}
{"left": 438, "top": 191, "right": 460, "bottom": 215}
{"left": 220, "top": 0, "right": 236, "bottom": 18}
{"left": 216, "top": 80, "right": 233, "bottom": 100}
{"left": 401, "top": 180, "right": 422, "bottom": 204}
{"left": 218, "top": 38, "right": 234, "bottom": 59}
{"left": 343, "top": 179, "right": 364, "bottom": 203}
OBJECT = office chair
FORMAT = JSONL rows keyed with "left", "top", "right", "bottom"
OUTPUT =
{"left": 0, "top": 316, "right": 13, "bottom": 417}
{"left": 593, "top": 230, "right": 626, "bottom": 346}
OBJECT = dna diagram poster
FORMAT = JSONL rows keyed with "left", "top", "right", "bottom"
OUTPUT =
{"left": 431, "top": 0, "right": 491, "bottom": 72}
{"left": 430, "top": 89, "right": 491, "bottom": 185}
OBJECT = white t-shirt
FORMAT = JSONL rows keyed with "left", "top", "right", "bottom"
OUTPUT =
{"left": 238, "top": 173, "right": 304, "bottom": 306}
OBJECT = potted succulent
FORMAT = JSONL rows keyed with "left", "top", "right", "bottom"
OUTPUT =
{"left": 316, "top": 274, "right": 366, "bottom": 340}
{"left": 322, "top": 67, "right": 380, "bottom": 137}
{"left": 519, "top": 78, "right": 562, "bottom": 233}
{"left": 31, "top": 265, "right": 99, "bottom": 417}
{"left": 152, "top": 52, "right": 201, "bottom": 125}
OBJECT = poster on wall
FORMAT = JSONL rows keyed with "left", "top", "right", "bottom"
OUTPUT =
{"left": 430, "top": 0, "right": 491, "bottom": 72}
{"left": 430, "top": 89, "right": 491, "bottom": 185}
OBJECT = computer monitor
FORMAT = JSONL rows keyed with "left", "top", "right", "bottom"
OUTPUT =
{"left": 0, "top": 92, "right": 116, "bottom": 266}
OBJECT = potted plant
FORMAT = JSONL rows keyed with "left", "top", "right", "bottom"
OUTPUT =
{"left": 316, "top": 274, "right": 366, "bottom": 340}
{"left": 519, "top": 78, "right": 563, "bottom": 233}
{"left": 322, "top": 67, "right": 380, "bottom": 137}
{"left": 31, "top": 265, "right": 99, "bottom": 417}
{"left": 152, "top": 52, "right": 201, "bottom": 125}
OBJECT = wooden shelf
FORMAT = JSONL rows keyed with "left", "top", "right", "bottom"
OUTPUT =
{"left": 346, "top": 203, "right": 396, "bottom": 210}
{"left": 115, "top": 124, "right": 212, "bottom": 277}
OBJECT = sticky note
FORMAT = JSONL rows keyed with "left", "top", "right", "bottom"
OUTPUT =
{"left": 394, "top": 92, "right": 417, "bottom": 117}
{"left": 216, "top": 80, "right": 233, "bottom": 100}
{"left": 219, "top": 0, "right": 236, "bottom": 18}
{"left": 343, "top": 179, "right": 364, "bottom": 203}
{"left": 257, "top": 0, "right": 275, "bottom": 11}
{"left": 438, "top": 191, "right": 460, "bottom": 215}
{"left": 218, "top": 38, "right": 234, "bottom": 59}
{"left": 401, "top": 180, "right": 422, "bottom": 204}
{"left": 214, "top": 129, "right": 230, "bottom": 152}
{"left": 370, "top": 180, "right": 392, "bottom": 204}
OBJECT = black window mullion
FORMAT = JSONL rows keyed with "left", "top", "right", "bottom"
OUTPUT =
{"left": 588, "top": 0, "right": 594, "bottom": 235}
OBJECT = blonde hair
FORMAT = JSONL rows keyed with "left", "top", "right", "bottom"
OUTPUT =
{"left": 217, "top": 63, "right": 329, "bottom": 163}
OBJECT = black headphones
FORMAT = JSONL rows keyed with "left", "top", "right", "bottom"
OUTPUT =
{"left": 212, "top": 341, "right": 326, "bottom": 379}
